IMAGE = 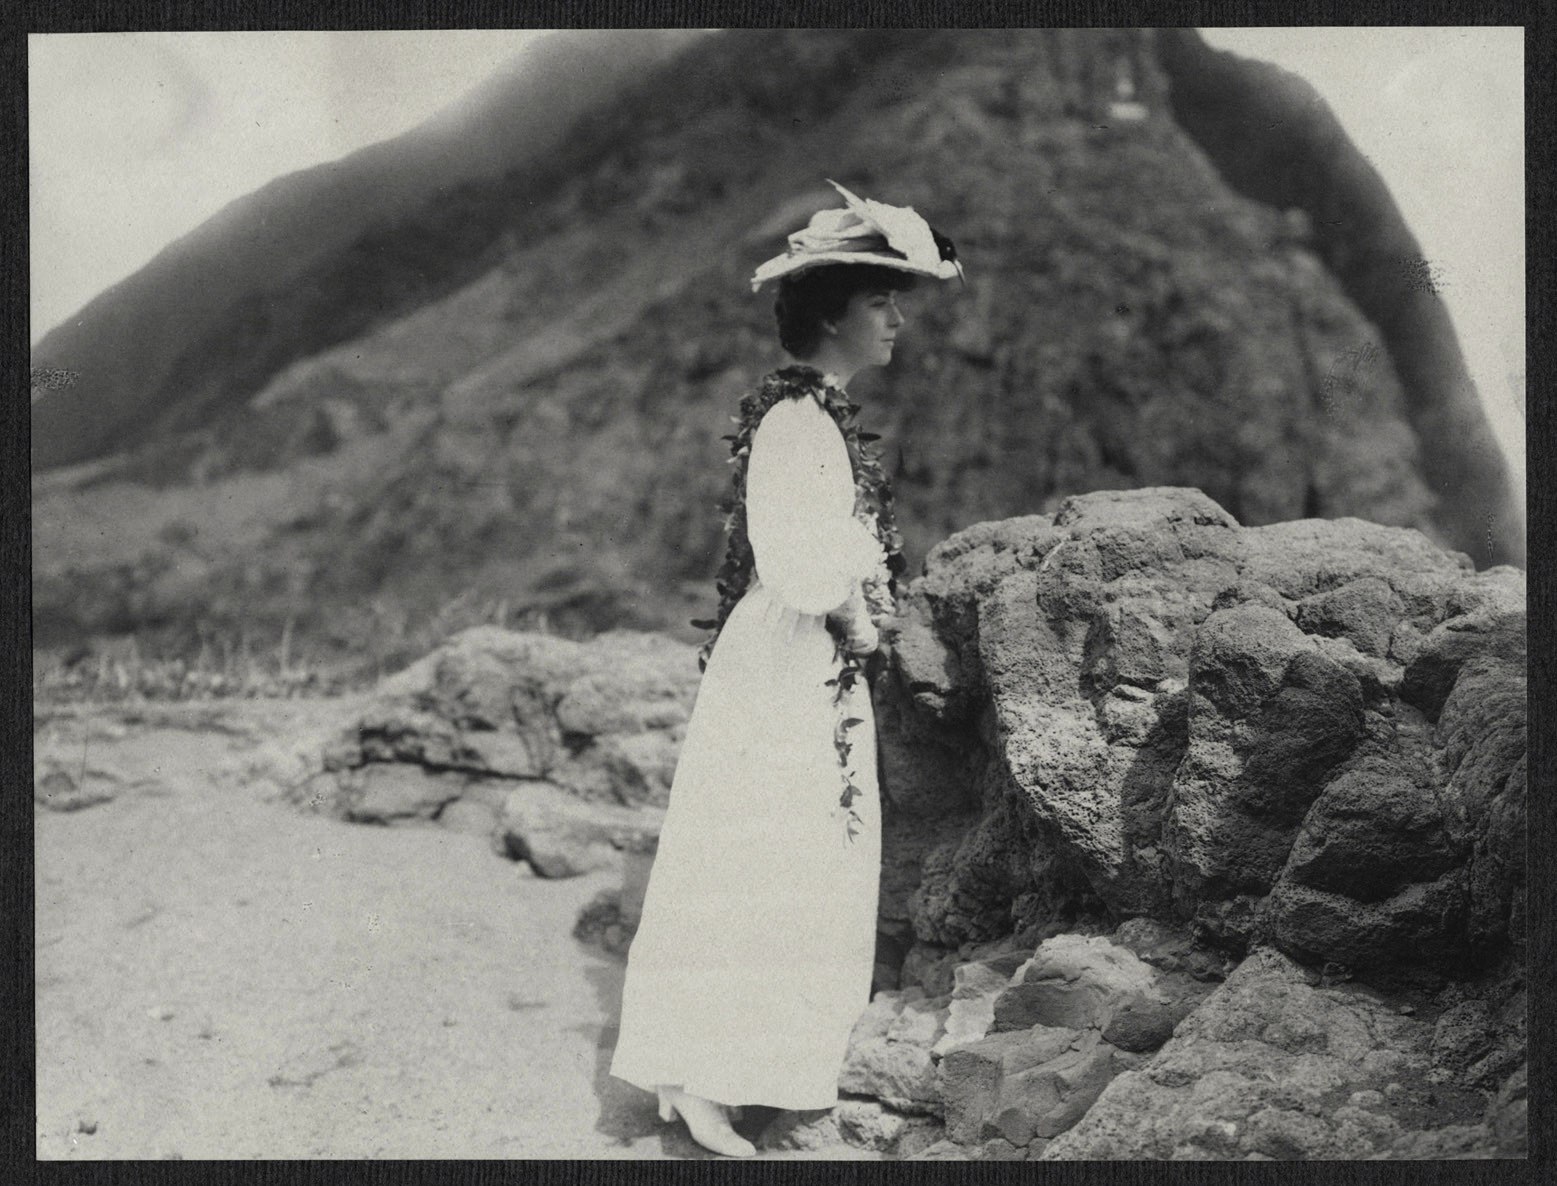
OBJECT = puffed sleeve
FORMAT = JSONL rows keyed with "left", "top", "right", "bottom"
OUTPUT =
{"left": 745, "top": 396, "right": 885, "bottom": 615}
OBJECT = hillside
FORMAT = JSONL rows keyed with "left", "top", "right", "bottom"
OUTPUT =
{"left": 31, "top": 28, "right": 1520, "bottom": 668}
{"left": 1154, "top": 29, "right": 1523, "bottom": 584}
{"left": 30, "top": 30, "right": 703, "bottom": 465}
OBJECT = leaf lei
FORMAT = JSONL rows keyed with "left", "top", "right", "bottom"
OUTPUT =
{"left": 690, "top": 364, "right": 905, "bottom": 843}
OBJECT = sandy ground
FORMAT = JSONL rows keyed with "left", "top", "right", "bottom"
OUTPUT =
{"left": 34, "top": 704, "right": 865, "bottom": 1160}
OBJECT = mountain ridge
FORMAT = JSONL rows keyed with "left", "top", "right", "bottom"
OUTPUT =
{"left": 31, "top": 29, "right": 1521, "bottom": 667}
{"left": 30, "top": 30, "right": 705, "bottom": 465}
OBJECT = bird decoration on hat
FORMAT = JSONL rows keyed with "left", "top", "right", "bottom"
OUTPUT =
{"left": 930, "top": 226, "right": 962, "bottom": 283}
{"left": 750, "top": 180, "right": 964, "bottom": 290}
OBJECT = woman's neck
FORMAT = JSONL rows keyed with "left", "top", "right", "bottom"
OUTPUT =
{"left": 791, "top": 345, "right": 860, "bottom": 390}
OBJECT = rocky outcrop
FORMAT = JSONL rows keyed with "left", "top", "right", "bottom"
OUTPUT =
{"left": 816, "top": 488, "right": 1527, "bottom": 1157}
{"left": 257, "top": 489, "right": 1522, "bottom": 1160}
{"left": 779, "top": 913, "right": 1519, "bottom": 1160}
{"left": 289, "top": 625, "right": 696, "bottom": 877}
{"left": 1040, "top": 947, "right": 1526, "bottom": 1160}
{"left": 790, "top": 926, "right": 1220, "bottom": 1160}
{"left": 882, "top": 488, "right": 1525, "bottom": 980}
{"left": 927, "top": 927, "right": 1220, "bottom": 1157}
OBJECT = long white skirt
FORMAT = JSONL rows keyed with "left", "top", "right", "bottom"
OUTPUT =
{"left": 608, "top": 580, "right": 881, "bottom": 1110}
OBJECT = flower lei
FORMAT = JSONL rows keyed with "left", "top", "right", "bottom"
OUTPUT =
{"left": 691, "top": 364, "right": 905, "bottom": 842}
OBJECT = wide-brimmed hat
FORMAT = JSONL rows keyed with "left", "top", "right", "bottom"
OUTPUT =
{"left": 750, "top": 180, "right": 963, "bottom": 292}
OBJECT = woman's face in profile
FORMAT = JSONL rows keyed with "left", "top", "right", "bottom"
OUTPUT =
{"left": 829, "top": 288, "right": 907, "bottom": 371}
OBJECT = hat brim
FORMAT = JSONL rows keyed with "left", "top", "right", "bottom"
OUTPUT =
{"left": 750, "top": 250, "right": 958, "bottom": 292}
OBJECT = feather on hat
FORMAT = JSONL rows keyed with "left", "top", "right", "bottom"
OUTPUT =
{"left": 750, "top": 180, "right": 963, "bottom": 292}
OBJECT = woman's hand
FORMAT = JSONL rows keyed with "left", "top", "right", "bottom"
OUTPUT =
{"left": 828, "top": 587, "right": 879, "bottom": 656}
{"left": 843, "top": 620, "right": 879, "bottom": 657}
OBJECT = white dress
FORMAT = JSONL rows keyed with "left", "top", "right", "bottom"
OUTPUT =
{"left": 609, "top": 390, "right": 885, "bottom": 1111}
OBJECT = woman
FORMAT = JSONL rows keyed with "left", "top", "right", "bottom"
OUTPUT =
{"left": 609, "top": 182, "right": 962, "bottom": 1158}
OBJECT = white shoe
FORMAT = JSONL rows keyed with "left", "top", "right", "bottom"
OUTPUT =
{"left": 658, "top": 1088, "right": 756, "bottom": 1158}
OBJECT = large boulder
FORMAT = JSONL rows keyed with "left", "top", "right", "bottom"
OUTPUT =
{"left": 878, "top": 489, "right": 1525, "bottom": 977}
{"left": 374, "top": 626, "right": 700, "bottom": 805}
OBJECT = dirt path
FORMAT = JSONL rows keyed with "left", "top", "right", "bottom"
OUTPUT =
{"left": 34, "top": 705, "right": 859, "bottom": 1160}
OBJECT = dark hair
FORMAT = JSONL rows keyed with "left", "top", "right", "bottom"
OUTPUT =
{"left": 774, "top": 264, "right": 917, "bottom": 358}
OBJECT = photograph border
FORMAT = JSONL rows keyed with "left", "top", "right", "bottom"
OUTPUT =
{"left": 6, "top": 1, "right": 1548, "bottom": 1182}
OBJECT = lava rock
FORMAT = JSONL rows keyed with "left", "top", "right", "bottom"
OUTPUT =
{"left": 839, "top": 989, "right": 950, "bottom": 1115}
{"left": 495, "top": 782, "right": 663, "bottom": 879}
{"left": 1039, "top": 947, "right": 1468, "bottom": 1160}
{"left": 331, "top": 626, "right": 699, "bottom": 810}
{"left": 877, "top": 494, "right": 1524, "bottom": 975}
{"left": 992, "top": 933, "right": 1164, "bottom": 1033}
{"left": 933, "top": 948, "right": 1031, "bottom": 1057}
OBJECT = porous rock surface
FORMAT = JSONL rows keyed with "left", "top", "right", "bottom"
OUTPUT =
{"left": 881, "top": 487, "right": 1526, "bottom": 977}
{"left": 288, "top": 625, "right": 695, "bottom": 876}
{"left": 1040, "top": 947, "right": 1525, "bottom": 1160}
{"left": 809, "top": 926, "right": 1224, "bottom": 1160}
